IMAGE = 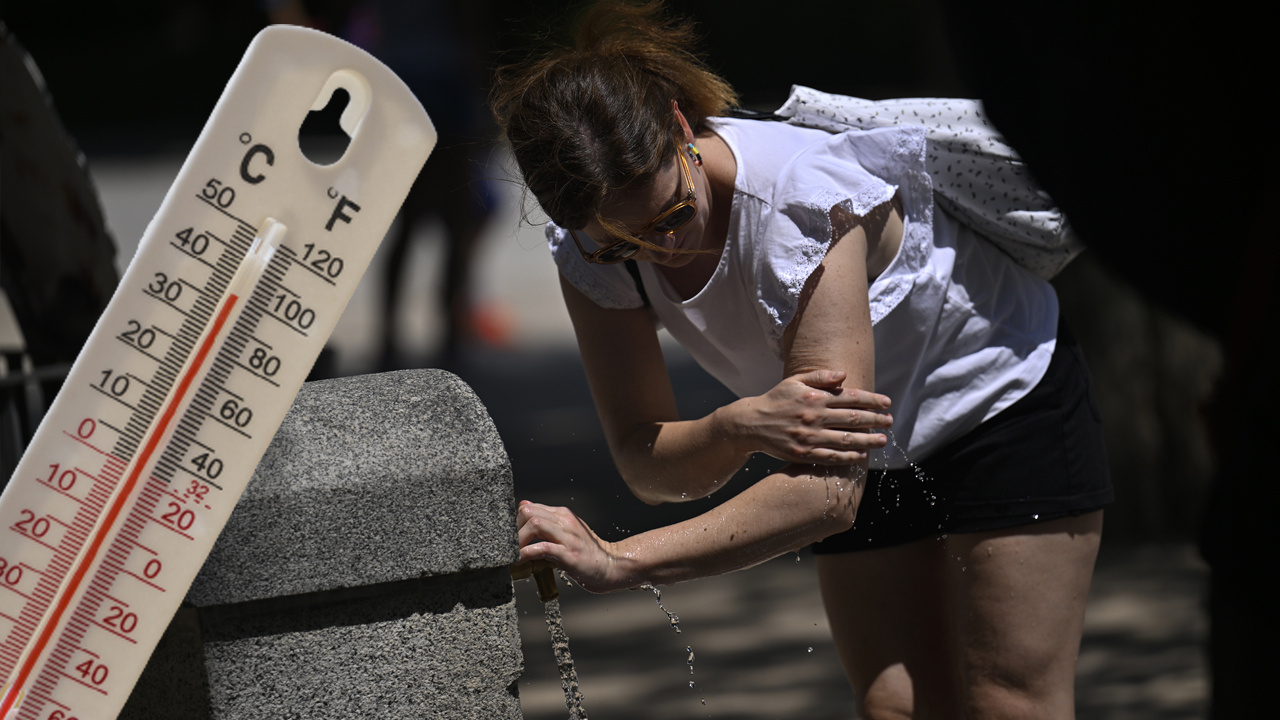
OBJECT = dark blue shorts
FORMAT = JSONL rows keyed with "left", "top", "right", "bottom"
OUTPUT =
{"left": 811, "top": 319, "right": 1113, "bottom": 553}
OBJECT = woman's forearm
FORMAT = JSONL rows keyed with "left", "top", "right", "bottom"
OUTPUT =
{"left": 611, "top": 462, "right": 864, "bottom": 587}
{"left": 612, "top": 374, "right": 889, "bottom": 504}
{"left": 611, "top": 400, "right": 752, "bottom": 504}
{"left": 518, "top": 461, "right": 865, "bottom": 593}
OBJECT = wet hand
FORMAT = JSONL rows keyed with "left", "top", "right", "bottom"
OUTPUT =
{"left": 516, "top": 501, "right": 635, "bottom": 594}
{"left": 732, "top": 369, "right": 892, "bottom": 464}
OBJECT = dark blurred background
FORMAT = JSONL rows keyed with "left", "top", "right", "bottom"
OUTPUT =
{"left": 0, "top": 0, "right": 966, "bottom": 151}
{"left": 0, "top": 0, "right": 1223, "bottom": 541}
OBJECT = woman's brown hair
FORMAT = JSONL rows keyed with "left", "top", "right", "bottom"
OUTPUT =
{"left": 491, "top": 0, "right": 737, "bottom": 236}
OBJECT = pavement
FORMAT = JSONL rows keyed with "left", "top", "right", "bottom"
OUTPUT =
{"left": 77, "top": 150, "right": 1211, "bottom": 719}
{"left": 515, "top": 544, "right": 1209, "bottom": 720}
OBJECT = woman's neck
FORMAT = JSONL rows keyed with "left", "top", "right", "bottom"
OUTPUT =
{"left": 655, "top": 130, "right": 737, "bottom": 300}
{"left": 698, "top": 129, "right": 736, "bottom": 251}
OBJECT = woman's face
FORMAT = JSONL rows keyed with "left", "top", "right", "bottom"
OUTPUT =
{"left": 579, "top": 149, "right": 711, "bottom": 268}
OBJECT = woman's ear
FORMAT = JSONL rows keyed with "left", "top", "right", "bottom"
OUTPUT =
{"left": 672, "top": 100, "right": 696, "bottom": 142}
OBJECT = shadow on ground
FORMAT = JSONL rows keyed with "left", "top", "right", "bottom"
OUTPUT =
{"left": 447, "top": 345, "right": 1208, "bottom": 720}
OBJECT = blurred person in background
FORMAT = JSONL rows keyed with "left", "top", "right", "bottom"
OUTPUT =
{"left": 268, "top": 0, "right": 502, "bottom": 369}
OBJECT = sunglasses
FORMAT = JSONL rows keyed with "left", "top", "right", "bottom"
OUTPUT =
{"left": 569, "top": 143, "right": 698, "bottom": 265}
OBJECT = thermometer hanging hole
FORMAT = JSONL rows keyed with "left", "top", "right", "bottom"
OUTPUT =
{"left": 298, "top": 69, "right": 372, "bottom": 167}
{"left": 299, "top": 88, "right": 352, "bottom": 166}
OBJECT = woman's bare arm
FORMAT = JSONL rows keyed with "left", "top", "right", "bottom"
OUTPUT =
{"left": 522, "top": 220, "right": 878, "bottom": 589}
{"left": 562, "top": 272, "right": 889, "bottom": 505}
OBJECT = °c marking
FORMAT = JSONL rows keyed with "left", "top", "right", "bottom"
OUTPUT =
{"left": 240, "top": 143, "right": 275, "bottom": 185}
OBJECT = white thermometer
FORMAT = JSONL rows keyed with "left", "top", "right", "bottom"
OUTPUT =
{"left": 0, "top": 25, "right": 435, "bottom": 720}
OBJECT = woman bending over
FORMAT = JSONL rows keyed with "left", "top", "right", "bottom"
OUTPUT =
{"left": 494, "top": 2, "right": 1112, "bottom": 717}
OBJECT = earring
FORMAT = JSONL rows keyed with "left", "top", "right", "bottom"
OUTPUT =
{"left": 686, "top": 143, "right": 703, "bottom": 167}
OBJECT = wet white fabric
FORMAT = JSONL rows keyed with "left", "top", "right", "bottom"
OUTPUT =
{"left": 547, "top": 118, "right": 1058, "bottom": 467}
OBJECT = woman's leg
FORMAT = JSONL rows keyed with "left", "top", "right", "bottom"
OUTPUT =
{"left": 943, "top": 511, "right": 1103, "bottom": 719}
{"left": 817, "top": 539, "right": 961, "bottom": 720}
{"left": 817, "top": 510, "right": 1103, "bottom": 720}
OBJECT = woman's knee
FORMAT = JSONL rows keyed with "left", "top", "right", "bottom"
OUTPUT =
{"left": 965, "top": 678, "right": 1074, "bottom": 720}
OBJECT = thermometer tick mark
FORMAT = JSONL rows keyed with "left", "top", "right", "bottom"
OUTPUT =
{"left": 90, "top": 618, "right": 138, "bottom": 644}
{"left": 36, "top": 481, "right": 86, "bottom": 506}
{"left": 97, "top": 421, "right": 127, "bottom": 442}
{"left": 143, "top": 291, "right": 195, "bottom": 319}
{"left": 219, "top": 387, "right": 246, "bottom": 402}
{"left": 1, "top": 584, "right": 37, "bottom": 603}
{"left": 171, "top": 242, "right": 219, "bottom": 270}
{"left": 55, "top": 668, "right": 109, "bottom": 695}
{"left": 89, "top": 384, "right": 139, "bottom": 412}
{"left": 148, "top": 517, "right": 195, "bottom": 542}
{"left": 230, "top": 359, "right": 282, "bottom": 387}
{"left": 60, "top": 431, "right": 111, "bottom": 458}
{"left": 120, "top": 573, "right": 163, "bottom": 593}
{"left": 289, "top": 255, "right": 339, "bottom": 286}
{"left": 9, "top": 533, "right": 56, "bottom": 553}
{"left": 206, "top": 414, "right": 253, "bottom": 439}
{"left": 117, "top": 340, "right": 165, "bottom": 365}
{"left": 196, "top": 195, "right": 257, "bottom": 232}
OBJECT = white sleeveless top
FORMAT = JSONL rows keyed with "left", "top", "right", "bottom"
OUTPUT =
{"left": 547, "top": 117, "right": 1058, "bottom": 467}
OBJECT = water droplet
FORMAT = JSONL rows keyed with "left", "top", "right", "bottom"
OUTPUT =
{"left": 1033, "top": 514, "right": 1040, "bottom": 520}
{"left": 807, "top": 646, "right": 814, "bottom": 653}
{"left": 688, "top": 681, "right": 696, "bottom": 690}
{"left": 701, "top": 699, "right": 707, "bottom": 706}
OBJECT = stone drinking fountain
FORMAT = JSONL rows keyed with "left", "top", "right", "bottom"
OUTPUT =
{"left": 121, "top": 369, "right": 526, "bottom": 719}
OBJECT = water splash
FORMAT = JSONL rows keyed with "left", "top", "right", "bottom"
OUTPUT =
{"left": 640, "top": 585, "right": 706, "bottom": 705}
{"left": 543, "top": 598, "right": 589, "bottom": 719}
{"left": 685, "top": 646, "right": 704, "bottom": 704}
{"left": 884, "top": 429, "right": 948, "bottom": 529}
{"left": 639, "top": 584, "right": 681, "bottom": 634}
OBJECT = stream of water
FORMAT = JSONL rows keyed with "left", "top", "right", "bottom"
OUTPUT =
{"left": 543, "top": 598, "right": 589, "bottom": 719}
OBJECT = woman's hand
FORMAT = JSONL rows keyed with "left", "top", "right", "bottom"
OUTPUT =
{"left": 516, "top": 501, "right": 636, "bottom": 594}
{"left": 725, "top": 369, "right": 892, "bottom": 465}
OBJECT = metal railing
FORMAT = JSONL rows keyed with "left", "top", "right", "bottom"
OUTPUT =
{"left": 0, "top": 353, "right": 70, "bottom": 488}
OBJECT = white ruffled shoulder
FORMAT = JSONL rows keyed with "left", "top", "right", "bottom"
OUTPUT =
{"left": 748, "top": 123, "right": 933, "bottom": 342}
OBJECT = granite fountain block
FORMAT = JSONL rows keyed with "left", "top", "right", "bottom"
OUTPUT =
{"left": 121, "top": 369, "right": 523, "bottom": 719}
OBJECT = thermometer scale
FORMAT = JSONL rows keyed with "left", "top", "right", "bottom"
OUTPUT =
{"left": 0, "top": 26, "right": 435, "bottom": 720}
